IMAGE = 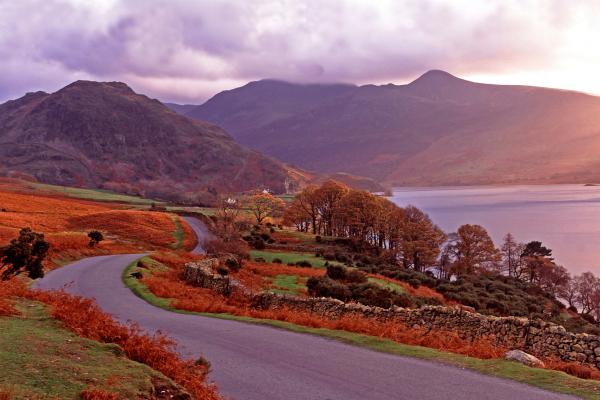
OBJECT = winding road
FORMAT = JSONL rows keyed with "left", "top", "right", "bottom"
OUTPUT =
{"left": 34, "top": 217, "right": 578, "bottom": 400}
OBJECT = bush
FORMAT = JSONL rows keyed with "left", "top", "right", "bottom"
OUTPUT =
{"left": 260, "top": 233, "right": 271, "bottom": 241}
{"left": 295, "top": 260, "right": 312, "bottom": 268}
{"left": 326, "top": 265, "right": 346, "bottom": 280}
{"left": 224, "top": 256, "right": 242, "bottom": 272}
{"left": 251, "top": 238, "right": 265, "bottom": 250}
{"left": 306, "top": 277, "right": 352, "bottom": 301}
{"left": 315, "top": 235, "right": 322, "bottom": 243}
{"left": 272, "top": 258, "right": 283, "bottom": 264}
{"left": 408, "top": 278, "right": 421, "bottom": 288}
{"left": 254, "top": 257, "right": 266, "bottom": 263}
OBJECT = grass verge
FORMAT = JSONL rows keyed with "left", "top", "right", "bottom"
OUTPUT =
{"left": 250, "top": 250, "right": 340, "bottom": 268}
{"left": 0, "top": 300, "right": 172, "bottom": 399}
{"left": 27, "top": 182, "right": 158, "bottom": 205}
{"left": 122, "top": 260, "right": 600, "bottom": 400}
{"left": 171, "top": 216, "right": 185, "bottom": 250}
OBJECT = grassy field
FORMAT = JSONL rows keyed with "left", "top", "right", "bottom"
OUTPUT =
{"left": 0, "top": 300, "right": 175, "bottom": 399}
{"left": 166, "top": 206, "right": 217, "bottom": 216}
{"left": 269, "top": 274, "right": 307, "bottom": 296}
{"left": 250, "top": 250, "right": 341, "bottom": 268}
{"left": 368, "top": 277, "right": 407, "bottom": 294}
{"left": 26, "top": 181, "right": 158, "bottom": 205}
{"left": 122, "top": 263, "right": 600, "bottom": 399}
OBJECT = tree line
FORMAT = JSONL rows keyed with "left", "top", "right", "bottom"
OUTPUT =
{"left": 283, "top": 180, "right": 600, "bottom": 320}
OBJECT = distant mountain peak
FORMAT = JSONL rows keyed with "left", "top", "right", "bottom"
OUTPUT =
{"left": 61, "top": 80, "right": 134, "bottom": 94}
{"left": 410, "top": 70, "right": 462, "bottom": 85}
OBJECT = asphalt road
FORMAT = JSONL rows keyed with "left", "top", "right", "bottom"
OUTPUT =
{"left": 34, "top": 218, "right": 579, "bottom": 400}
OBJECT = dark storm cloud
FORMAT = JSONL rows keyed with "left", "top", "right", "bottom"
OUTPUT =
{"left": 0, "top": 0, "right": 592, "bottom": 103}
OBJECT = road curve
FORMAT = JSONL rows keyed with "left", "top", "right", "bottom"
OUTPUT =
{"left": 34, "top": 218, "right": 578, "bottom": 400}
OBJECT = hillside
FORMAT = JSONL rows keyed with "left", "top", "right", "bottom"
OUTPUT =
{"left": 0, "top": 81, "right": 298, "bottom": 200}
{"left": 177, "top": 71, "right": 600, "bottom": 186}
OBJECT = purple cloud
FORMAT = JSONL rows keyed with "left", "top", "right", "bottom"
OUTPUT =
{"left": 0, "top": 0, "right": 595, "bottom": 103}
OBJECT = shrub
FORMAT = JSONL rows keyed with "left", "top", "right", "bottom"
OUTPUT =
{"left": 0, "top": 227, "right": 49, "bottom": 280}
{"left": 251, "top": 238, "right": 266, "bottom": 250}
{"left": 408, "top": 278, "right": 421, "bottom": 288}
{"left": 254, "top": 257, "right": 266, "bottom": 263}
{"left": 306, "top": 277, "right": 352, "bottom": 301}
{"left": 224, "top": 256, "right": 242, "bottom": 272}
{"left": 325, "top": 265, "right": 366, "bottom": 284}
{"left": 87, "top": 230, "right": 104, "bottom": 247}
{"left": 326, "top": 265, "right": 346, "bottom": 280}
{"left": 315, "top": 235, "right": 322, "bottom": 243}
{"left": 272, "top": 258, "right": 283, "bottom": 264}
{"left": 295, "top": 260, "right": 312, "bottom": 268}
{"left": 345, "top": 269, "right": 367, "bottom": 284}
{"left": 260, "top": 233, "right": 271, "bottom": 241}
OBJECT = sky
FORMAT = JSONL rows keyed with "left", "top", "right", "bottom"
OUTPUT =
{"left": 1, "top": 0, "right": 599, "bottom": 104}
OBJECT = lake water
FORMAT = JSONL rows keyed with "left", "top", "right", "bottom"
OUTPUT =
{"left": 390, "top": 185, "right": 600, "bottom": 275}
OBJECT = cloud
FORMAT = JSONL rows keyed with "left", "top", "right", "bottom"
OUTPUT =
{"left": 0, "top": 0, "right": 596, "bottom": 103}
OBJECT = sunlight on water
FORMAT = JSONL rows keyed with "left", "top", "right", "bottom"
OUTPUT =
{"left": 391, "top": 185, "right": 600, "bottom": 274}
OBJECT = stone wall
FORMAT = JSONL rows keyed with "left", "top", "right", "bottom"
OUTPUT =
{"left": 183, "top": 259, "right": 229, "bottom": 294}
{"left": 252, "top": 292, "right": 600, "bottom": 369}
{"left": 183, "top": 259, "right": 600, "bottom": 369}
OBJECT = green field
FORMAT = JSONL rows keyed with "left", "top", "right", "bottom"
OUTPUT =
{"left": 166, "top": 206, "right": 217, "bottom": 216}
{"left": 269, "top": 274, "right": 307, "bottom": 296}
{"left": 27, "top": 182, "right": 158, "bottom": 205}
{"left": 0, "top": 300, "right": 176, "bottom": 398}
{"left": 368, "top": 277, "right": 406, "bottom": 294}
{"left": 250, "top": 250, "right": 341, "bottom": 268}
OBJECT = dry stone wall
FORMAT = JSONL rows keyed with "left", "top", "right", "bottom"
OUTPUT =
{"left": 183, "top": 260, "right": 600, "bottom": 369}
{"left": 252, "top": 292, "right": 600, "bottom": 369}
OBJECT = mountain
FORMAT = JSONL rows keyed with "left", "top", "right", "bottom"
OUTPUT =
{"left": 175, "top": 71, "right": 600, "bottom": 186}
{"left": 0, "top": 81, "right": 300, "bottom": 200}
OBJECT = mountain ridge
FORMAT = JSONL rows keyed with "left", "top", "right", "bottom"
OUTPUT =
{"left": 0, "top": 80, "right": 301, "bottom": 200}
{"left": 170, "top": 70, "right": 600, "bottom": 186}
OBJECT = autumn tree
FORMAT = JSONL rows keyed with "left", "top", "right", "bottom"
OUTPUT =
{"left": 0, "top": 228, "right": 50, "bottom": 280}
{"left": 290, "top": 185, "right": 320, "bottom": 234}
{"left": 313, "top": 180, "right": 349, "bottom": 236}
{"left": 450, "top": 224, "right": 500, "bottom": 275}
{"left": 558, "top": 276, "right": 578, "bottom": 309}
{"left": 538, "top": 263, "right": 570, "bottom": 297}
{"left": 394, "top": 206, "right": 446, "bottom": 272}
{"left": 244, "top": 192, "right": 285, "bottom": 225}
{"left": 574, "top": 272, "right": 600, "bottom": 317}
{"left": 334, "top": 190, "right": 378, "bottom": 243}
{"left": 500, "top": 233, "right": 525, "bottom": 278}
{"left": 521, "top": 241, "right": 554, "bottom": 284}
{"left": 214, "top": 197, "right": 242, "bottom": 242}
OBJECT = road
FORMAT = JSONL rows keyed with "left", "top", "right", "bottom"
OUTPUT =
{"left": 34, "top": 217, "right": 578, "bottom": 400}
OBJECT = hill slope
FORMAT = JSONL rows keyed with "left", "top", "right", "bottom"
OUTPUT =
{"left": 0, "top": 81, "right": 297, "bottom": 199}
{"left": 179, "top": 71, "right": 600, "bottom": 185}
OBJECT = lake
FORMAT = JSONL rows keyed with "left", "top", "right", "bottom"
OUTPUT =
{"left": 390, "top": 185, "right": 600, "bottom": 275}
